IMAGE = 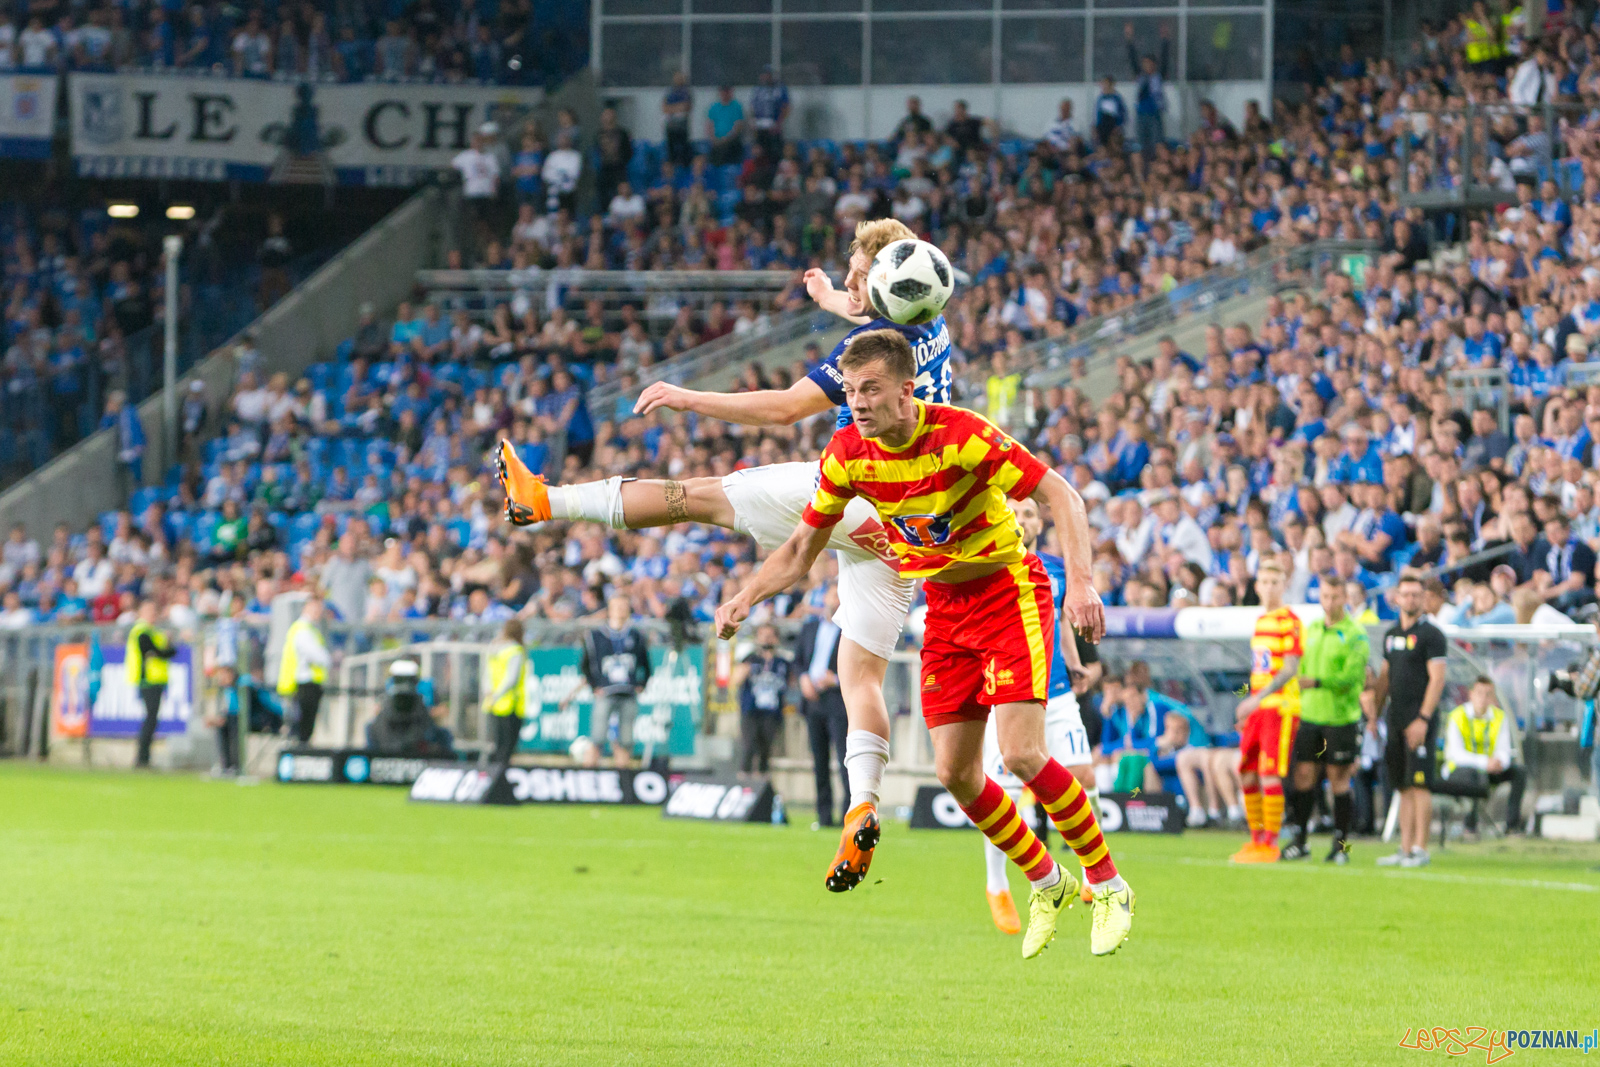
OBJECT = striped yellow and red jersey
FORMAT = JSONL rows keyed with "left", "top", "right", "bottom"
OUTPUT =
{"left": 1249, "top": 606, "right": 1304, "bottom": 715}
{"left": 800, "top": 401, "right": 1049, "bottom": 579}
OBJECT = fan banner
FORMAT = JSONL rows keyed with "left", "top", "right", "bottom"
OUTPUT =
{"left": 52, "top": 640, "right": 195, "bottom": 739}
{"left": 517, "top": 646, "right": 702, "bottom": 758}
{"left": 0, "top": 72, "right": 57, "bottom": 158}
{"left": 69, "top": 72, "right": 542, "bottom": 185}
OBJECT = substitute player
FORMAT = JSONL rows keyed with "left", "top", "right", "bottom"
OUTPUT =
{"left": 981, "top": 496, "right": 1102, "bottom": 935}
{"left": 1231, "top": 560, "right": 1302, "bottom": 864}
{"left": 1282, "top": 578, "right": 1370, "bottom": 863}
{"left": 713, "top": 330, "right": 1133, "bottom": 959}
{"left": 499, "top": 219, "right": 956, "bottom": 893}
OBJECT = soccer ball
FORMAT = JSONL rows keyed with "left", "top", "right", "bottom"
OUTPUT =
{"left": 568, "top": 737, "right": 598, "bottom": 765}
{"left": 866, "top": 239, "right": 954, "bottom": 326}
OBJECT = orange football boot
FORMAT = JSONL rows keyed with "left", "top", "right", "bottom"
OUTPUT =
{"left": 1229, "top": 840, "right": 1266, "bottom": 863}
{"left": 1079, "top": 878, "right": 1094, "bottom": 905}
{"left": 825, "top": 802, "right": 880, "bottom": 892}
{"left": 496, "top": 440, "right": 551, "bottom": 526}
{"left": 987, "top": 889, "right": 1021, "bottom": 935}
{"left": 1231, "top": 841, "right": 1278, "bottom": 864}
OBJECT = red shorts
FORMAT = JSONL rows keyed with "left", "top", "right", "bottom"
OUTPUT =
{"left": 1238, "top": 705, "right": 1299, "bottom": 778}
{"left": 919, "top": 555, "right": 1054, "bottom": 729}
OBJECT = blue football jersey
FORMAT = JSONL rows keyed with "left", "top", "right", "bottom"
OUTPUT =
{"left": 805, "top": 315, "right": 953, "bottom": 429}
{"left": 1038, "top": 551, "right": 1099, "bottom": 700}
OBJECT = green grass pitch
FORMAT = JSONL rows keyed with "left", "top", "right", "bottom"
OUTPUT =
{"left": 2, "top": 763, "right": 1596, "bottom": 1066}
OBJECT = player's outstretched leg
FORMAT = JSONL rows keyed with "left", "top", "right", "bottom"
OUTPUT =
{"left": 983, "top": 838, "right": 1020, "bottom": 934}
{"left": 497, "top": 440, "right": 735, "bottom": 530}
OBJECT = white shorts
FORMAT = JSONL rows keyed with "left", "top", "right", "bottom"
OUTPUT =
{"left": 722, "top": 462, "right": 914, "bottom": 660}
{"left": 982, "top": 692, "right": 1093, "bottom": 791}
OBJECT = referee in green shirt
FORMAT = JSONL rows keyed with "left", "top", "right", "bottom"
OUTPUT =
{"left": 1283, "top": 580, "right": 1371, "bottom": 863}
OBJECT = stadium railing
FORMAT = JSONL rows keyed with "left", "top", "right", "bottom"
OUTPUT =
{"left": 957, "top": 239, "right": 1377, "bottom": 432}
{"left": 584, "top": 307, "right": 839, "bottom": 424}
{"left": 1024, "top": 239, "right": 1375, "bottom": 385}
{"left": 4, "top": 617, "right": 1591, "bottom": 802}
{"left": 1396, "top": 103, "right": 1589, "bottom": 210}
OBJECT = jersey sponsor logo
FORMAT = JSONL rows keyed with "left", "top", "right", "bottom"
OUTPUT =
{"left": 846, "top": 518, "right": 899, "bottom": 566}
{"left": 891, "top": 512, "right": 952, "bottom": 547}
{"left": 1252, "top": 648, "right": 1273, "bottom": 673}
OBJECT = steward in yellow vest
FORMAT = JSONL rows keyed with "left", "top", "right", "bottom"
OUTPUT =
{"left": 128, "top": 598, "right": 176, "bottom": 768}
{"left": 1440, "top": 676, "right": 1526, "bottom": 835}
{"left": 277, "top": 597, "right": 330, "bottom": 745}
{"left": 485, "top": 619, "right": 527, "bottom": 765}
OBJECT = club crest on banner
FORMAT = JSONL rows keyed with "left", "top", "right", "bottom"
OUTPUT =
{"left": 80, "top": 87, "right": 124, "bottom": 145}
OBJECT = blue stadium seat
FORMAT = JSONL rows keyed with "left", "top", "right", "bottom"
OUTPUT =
{"left": 99, "top": 511, "right": 118, "bottom": 542}
{"left": 335, "top": 338, "right": 354, "bottom": 363}
{"left": 194, "top": 511, "right": 221, "bottom": 548}
{"left": 129, "top": 486, "right": 160, "bottom": 516}
{"left": 202, "top": 438, "right": 227, "bottom": 464}
{"left": 290, "top": 513, "right": 320, "bottom": 540}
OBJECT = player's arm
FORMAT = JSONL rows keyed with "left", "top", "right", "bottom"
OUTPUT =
{"left": 804, "top": 267, "right": 873, "bottom": 325}
{"left": 1029, "top": 468, "right": 1105, "bottom": 642}
{"left": 715, "top": 521, "right": 834, "bottom": 639}
{"left": 1237, "top": 654, "right": 1302, "bottom": 719}
{"left": 719, "top": 446, "right": 855, "bottom": 638}
{"left": 634, "top": 375, "right": 834, "bottom": 425}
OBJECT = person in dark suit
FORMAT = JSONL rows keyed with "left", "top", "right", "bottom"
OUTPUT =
{"left": 1503, "top": 510, "right": 1550, "bottom": 586}
{"left": 796, "top": 586, "right": 851, "bottom": 827}
{"left": 1536, "top": 514, "right": 1598, "bottom": 615}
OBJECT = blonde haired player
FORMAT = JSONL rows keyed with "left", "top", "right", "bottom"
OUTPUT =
{"left": 980, "top": 496, "right": 1103, "bottom": 934}
{"left": 500, "top": 219, "right": 957, "bottom": 892}
{"left": 1231, "top": 559, "right": 1303, "bottom": 863}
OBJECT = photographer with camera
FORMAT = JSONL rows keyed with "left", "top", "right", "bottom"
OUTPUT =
{"left": 1439, "top": 676, "right": 1525, "bottom": 836}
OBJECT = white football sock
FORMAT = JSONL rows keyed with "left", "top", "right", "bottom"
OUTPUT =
{"left": 1227, "top": 804, "right": 1243, "bottom": 822}
{"left": 844, "top": 730, "right": 890, "bottom": 809}
{"left": 551, "top": 478, "right": 627, "bottom": 529}
{"left": 1031, "top": 861, "right": 1063, "bottom": 891}
{"left": 983, "top": 839, "right": 1011, "bottom": 894}
{"left": 1089, "top": 873, "right": 1127, "bottom": 893}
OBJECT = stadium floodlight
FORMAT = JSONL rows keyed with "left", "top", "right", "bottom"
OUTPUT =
{"left": 165, "top": 205, "right": 196, "bottom": 220}
{"left": 107, "top": 203, "right": 139, "bottom": 218}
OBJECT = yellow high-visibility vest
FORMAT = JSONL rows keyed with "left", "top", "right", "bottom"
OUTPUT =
{"left": 277, "top": 618, "right": 327, "bottom": 696}
{"left": 986, "top": 372, "right": 1021, "bottom": 425}
{"left": 126, "top": 621, "right": 169, "bottom": 688}
{"left": 1449, "top": 703, "right": 1505, "bottom": 758}
{"left": 1464, "top": 18, "right": 1501, "bottom": 63}
{"left": 487, "top": 644, "right": 526, "bottom": 717}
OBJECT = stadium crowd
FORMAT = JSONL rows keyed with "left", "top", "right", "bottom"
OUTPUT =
{"left": 9, "top": 12, "right": 1600, "bottom": 660}
{"left": 0, "top": 0, "right": 582, "bottom": 85}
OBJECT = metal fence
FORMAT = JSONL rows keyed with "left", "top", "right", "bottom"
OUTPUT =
{"left": 413, "top": 267, "right": 797, "bottom": 335}
{"left": 584, "top": 308, "right": 835, "bottom": 425}
{"left": 957, "top": 239, "right": 1376, "bottom": 429}
{"left": 1396, "top": 103, "right": 1591, "bottom": 210}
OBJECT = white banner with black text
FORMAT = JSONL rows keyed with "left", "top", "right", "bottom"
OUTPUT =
{"left": 70, "top": 72, "right": 542, "bottom": 185}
